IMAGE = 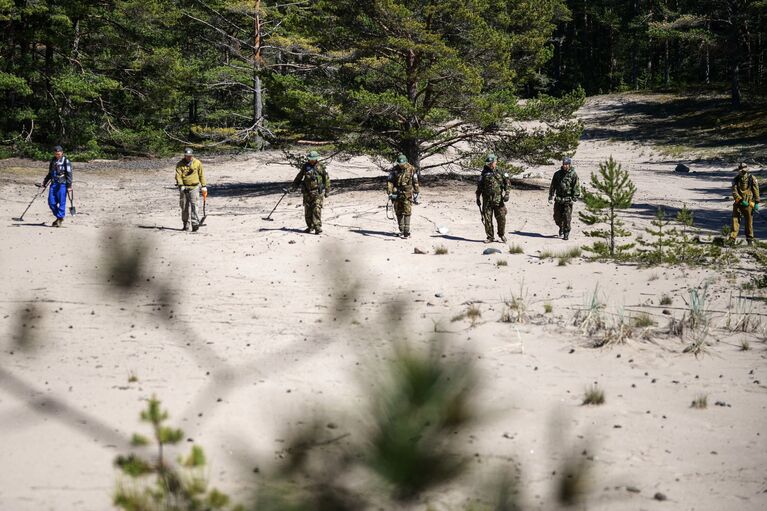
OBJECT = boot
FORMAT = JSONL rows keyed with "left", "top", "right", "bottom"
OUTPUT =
{"left": 747, "top": 239, "right": 753, "bottom": 246}
{"left": 558, "top": 227, "right": 564, "bottom": 238}
{"left": 192, "top": 224, "right": 199, "bottom": 232}
{"left": 51, "top": 218, "right": 61, "bottom": 227}
{"left": 304, "top": 227, "right": 312, "bottom": 233}
{"left": 183, "top": 223, "right": 190, "bottom": 231}
{"left": 403, "top": 231, "right": 410, "bottom": 238}
{"left": 484, "top": 238, "right": 493, "bottom": 244}
{"left": 500, "top": 235, "right": 507, "bottom": 242}
{"left": 563, "top": 231, "right": 570, "bottom": 241}
{"left": 315, "top": 228, "right": 322, "bottom": 234}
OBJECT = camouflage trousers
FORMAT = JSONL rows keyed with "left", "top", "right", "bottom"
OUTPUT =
{"left": 481, "top": 202, "right": 506, "bottom": 240}
{"left": 180, "top": 186, "right": 200, "bottom": 227}
{"left": 393, "top": 198, "right": 413, "bottom": 234}
{"left": 730, "top": 203, "right": 754, "bottom": 241}
{"left": 553, "top": 201, "right": 573, "bottom": 234}
{"left": 303, "top": 193, "right": 324, "bottom": 230}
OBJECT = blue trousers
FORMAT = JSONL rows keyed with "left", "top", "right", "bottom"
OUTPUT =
{"left": 48, "top": 182, "right": 68, "bottom": 219}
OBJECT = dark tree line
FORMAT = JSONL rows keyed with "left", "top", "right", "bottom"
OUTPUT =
{"left": 551, "top": 0, "right": 767, "bottom": 104}
{"left": 0, "top": 1, "right": 762, "bottom": 161}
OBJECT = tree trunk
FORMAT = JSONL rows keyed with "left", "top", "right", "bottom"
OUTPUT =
{"left": 404, "top": 48, "right": 421, "bottom": 170}
{"left": 253, "top": 0, "right": 264, "bottom": 148}
{"left": 609, "top": 205, "right": 616, "bottom": 256}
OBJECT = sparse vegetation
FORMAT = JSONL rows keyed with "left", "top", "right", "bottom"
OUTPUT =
{"left": 582, "top": 385, "right": 605, "bottom": 405}
{"left": 574, "top": 285, "right": 606, "bottom": 335}
{"left": 496, "top": 259, "right": 508, "bottom": 267}
{"left": 434, "top": 245, "right": 449, "bottom": 255}
{"left": 544, "top": 302, "right": 553, "bottom": 314}
{"left": 633, "top": 313, "right": 656, "bottom": 328}
{"left": 740, "top": 339, "right": 751, "bottom": 351}
{"left": 466, "top": 304, "right": 482, "bottom": 325}
{"left": 660, "top": 294, "right": 673, "bottom": 306}
{"left": 508, "top": 244, "right": 524, "bottom": 254}
{"left": 690, "top": 395, "right": 708, "bottom": 409}
{"left": 127, "top": 372, "right": 138, "bottom": 383}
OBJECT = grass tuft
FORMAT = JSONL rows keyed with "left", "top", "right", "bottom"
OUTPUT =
{"left": 690, "top": 394, "right": 707, "bottom": 409}
{"left": 508, "top": 244, "right": 524, "bottom": 254}
{"left": 582, "top": 385, "right": 605, "bottom": 406}
{"left": 434, "top": 245, "right": 448, "bottom": 255}
{"left": 544, "top": 302, "right": 553, "bottom": 314}
{"left": 496, "top": 259, "right": 508, "bottom": 267}
{"left": 633, "top": 313, "right": 656, "bottom": 328}
{"left": 659, "top": 294, "right": 672, "bottom": 306}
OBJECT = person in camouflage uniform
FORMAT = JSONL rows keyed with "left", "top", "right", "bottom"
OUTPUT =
{"left": 730, "top": 162, "right": 761, "bottom": 245}
{"left": 548, "top": 156, "right": 580, "bottom": 240}
{"left": 292, "top": 150, "right": 330, "bottom": 234}
{"left": 386, "top": 154, "right": 420, "bottom": 238}
{"left": 475, "top": 154, "right": 510, "bottom": 243}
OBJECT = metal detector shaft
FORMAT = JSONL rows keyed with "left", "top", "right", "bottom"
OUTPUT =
{"left": 15, "top": 184, "right": 47, "bottom": 221}
{"left": 263, "top": 189, "right": 289, "bottom": 220}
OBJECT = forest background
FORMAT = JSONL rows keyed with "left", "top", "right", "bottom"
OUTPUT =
{"left": 0, "top": 0, "right": 765, "bottom": 164}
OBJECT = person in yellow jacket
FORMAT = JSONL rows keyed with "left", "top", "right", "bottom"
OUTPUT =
{"left": 730, "top": 162, "right": 760, "bottom": 245}
{"left": 175, "top": 148, "right": 207, "bottom": 232}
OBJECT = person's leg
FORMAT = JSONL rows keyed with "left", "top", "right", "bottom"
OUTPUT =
{"left": 48, "top": 183, "right": 59, "bottom": 217}
{"left": 180, "top": 190, "right": 189, "bottom": 228}
{"left": 553, "top": 202, "right": 563, "bottom": 235}
{"left": 730, "top": 204, "right": 741, "bottom": 240}
{"left": 188, "top": 187, "right": 200, "bottom": 230}
{"left": 303, "top": 196, "right": 313, "bottom": 231}
{"left": 394, "top": 201, "right": 404, "bottom": 234}
{"left": 313, "top": 196, "right": 324, "bottom": 233}
{"left": 744, "top": 205, "right": 754, "bottom": 243}
{"left": 482, "top": 205, "right": 494, "bottom": 240}
{"left": 562, "top": 203, "right": 573, "bottom": 239}
{"left": 55, "top": 184, "right": 67, "bottom": 220}
{"left": 496, "top": 205, "right": 507, "bottom": 241}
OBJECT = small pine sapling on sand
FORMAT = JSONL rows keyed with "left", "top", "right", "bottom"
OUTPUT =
{"left": 579, "top": 156, "right": 636, "bottom": 258}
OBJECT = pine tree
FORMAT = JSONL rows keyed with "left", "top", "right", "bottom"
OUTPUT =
{"left": 579, "top": 156, "right": 636, "bottom": 258}
{"left": 637, "top": 206, "right": 676, "bottom": 264}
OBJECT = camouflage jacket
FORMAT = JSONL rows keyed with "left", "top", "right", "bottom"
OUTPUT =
{"left": 293, "top": 161, "right": 330, "bottom": 196}
{"left": 387, "top": 163, "right": 420, "bottom": 199}
{"left": 476, "top": 165, "right": 509, "bottom": 204}
{"left": 732, "top": 171, "right": 760, "bottom": 204}
{"left": 549, "top": 167, "right": 580, "bottom": 202}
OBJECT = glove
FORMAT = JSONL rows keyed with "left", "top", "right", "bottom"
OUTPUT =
{"left": 756, "top": 203, "right": 761, "bottom": 211}
{"left": 741, "top": 199, "right": 749, "bottom": 207}
{"left": 413, "top": 193, "right": 420, "bottom": 204}
{"left": 503, "top": 193, "right": 509, "bottom": 202}
{"left": 201, "top": 187, "right": 208, "bottom": 198}
{"left": 476, "top": 198, "right": 481, "bottom": 207}
{"left": 389, "top": 193, "right": 398, "bottom": 201}
{"left": 178, "top": 185, "right": 186, "bottom": 192}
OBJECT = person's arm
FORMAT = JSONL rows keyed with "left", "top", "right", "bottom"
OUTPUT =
{"left": 175, "top": 163, "right": 184, "bottom": 187}
{"left": 752, "top": 176, "right": 760, "bottom": 204}
{"left": 65, "top": 158, "right": 73, "bottom": 188}
{"left": 412, "top": 169, "right": 420, "bottom": 194}
{"left": 42, "top": 160, "right": 52, "bottom": 187}
{"left": 732, "top": 179, "right": 743, "bottom": 202}
{"left": 322, "top": 166, "right": 330, "bottom": 196}
{"left": 387, "top": 170, "right": 395, "bottom": 195}
{"left": 292, "top": 169, "right": 304, "bottom": 191}
{"left": 197, "top": 160, "right": 206, "bottom": 187}
{"left": 571, "top": 172, "right": 580, "bottom": 200}
{"left": 548, "top": 172, "right": 557, "bottom": 201}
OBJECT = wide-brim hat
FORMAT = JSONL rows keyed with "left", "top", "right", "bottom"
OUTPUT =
{"left": 184, "top": 147, "right": 194, "bottom": 155}
{"left": 397, "top": 154, "right": 408, "bottom": 164}
{"left": 308, "top": 150, "right": 320, "bottom": 160}
{"left": 735, "top": 162, "right": 748, "bottom": 171}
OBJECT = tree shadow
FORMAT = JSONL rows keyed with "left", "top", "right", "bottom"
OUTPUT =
{"left": 582, "top": 93, "right": 767, "bottom": 163}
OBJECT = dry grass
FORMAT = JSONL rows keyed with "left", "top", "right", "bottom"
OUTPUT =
{"left": 582, "top": 385, "right": 605, "bottom": 406}
{"left": 508, "top": 244, "right": 524, "bottom": 254}
{"left": 633, "top": 313, "right": 656, "bottom": 328}
{"left": 739, "top": 339, "right": 751, "bottom": 351}
{"left": 496, "top": 259, "right": 508, "bottom": 267}
{"left": 544, "top": 302, "right": 553, "bottom": 314}
{"left": 466, "top": 304, "right": 482, "bottom": 325}
{"left": 434, "top": 245, "right": 449, "bottom": 255}
{"left": 659, "top": 294, "right": 672, "bottom": 306}
{"left": 690, "top": 395, "right": 708, "bottom": 409}
{"left": 128, "top": 372, "right": 138, "bottom": 383}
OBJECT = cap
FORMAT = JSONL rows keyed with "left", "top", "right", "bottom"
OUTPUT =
{"left": 397, "top": 154, "right": 408, "bottom": 164}
{"left": 485, "top": 154, "right": 497, "bottom": 163}
{"left": 736, "top": 162, "right": 748, "bottom": 171}
{"left": 184, "top": 147, "right": 194, "bottom": 155}
{"left": 53, "top": 145, "right": 63, "bottom": 152}
{"left": 563, "top": 157, "right": 573, "bottom": 165}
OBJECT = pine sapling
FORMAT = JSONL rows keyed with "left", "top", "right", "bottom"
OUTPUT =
{"left": 579, "top": 156, "right": 636, "bottom": 258}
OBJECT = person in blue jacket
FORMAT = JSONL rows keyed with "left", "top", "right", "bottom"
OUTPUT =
{"left": 41, "top": 145, "right": 73, "bottom": 227}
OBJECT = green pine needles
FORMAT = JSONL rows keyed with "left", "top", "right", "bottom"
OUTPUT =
{"left": 579, "top": 156, "right": 637, "bottom": 258}
{"left": 114, "top": 397, "right": 236, "bottom": 511}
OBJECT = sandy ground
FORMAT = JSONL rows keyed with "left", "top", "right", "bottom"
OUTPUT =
{"left": 0, "top": 95, "right": 766, "bottom": 510}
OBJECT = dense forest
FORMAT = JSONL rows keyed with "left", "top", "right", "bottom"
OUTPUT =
{"left": 0, "top": 1, "right": 765, "bottom": 162}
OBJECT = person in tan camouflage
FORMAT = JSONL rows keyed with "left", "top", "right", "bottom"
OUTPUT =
{"left": 475, "top": 154, "right": 510, "bottom": 243}
{"left": 730, "top": 162, "right": 760, "bottom": 245}
{"left": 386, "top": 154, "right": 420, "bottom": 238}
{"left": 548, "top": 156, "right": 580, "bottom": 240}
{"left": 292, "top": 150, "right": 330, "bottom": 234}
